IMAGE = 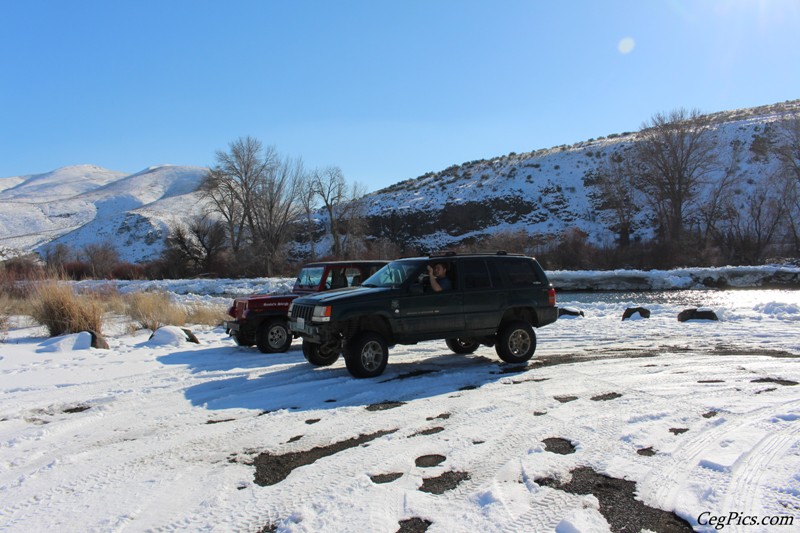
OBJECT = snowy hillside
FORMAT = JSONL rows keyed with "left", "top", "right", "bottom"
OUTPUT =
{"left": 0, "top": 165, "right": 209, "bottom": 263}
{"left": 360, "top": 100, "right": 798, "bottom": 251}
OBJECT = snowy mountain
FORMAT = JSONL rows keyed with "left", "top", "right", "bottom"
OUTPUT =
{"left": 0, "top": 164, "right": 209, "bottom": 263}
{"left": 1, "top": 99, "right": 798, "bottom": 264}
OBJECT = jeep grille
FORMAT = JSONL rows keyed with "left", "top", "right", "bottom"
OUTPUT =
{"left": 290, "top": 303, "right": 315, "bottom": 322}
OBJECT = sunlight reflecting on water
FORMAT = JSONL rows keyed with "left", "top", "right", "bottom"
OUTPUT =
{"left": 561, "top": 289, "right": 800, "bottom": 310}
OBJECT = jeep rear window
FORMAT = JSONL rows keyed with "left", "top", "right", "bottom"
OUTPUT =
{"left": 502, "top": 259, "right": 544, "bottom": 286}
{"left": 295, "top": 267, "right": 325, "bottom": 288}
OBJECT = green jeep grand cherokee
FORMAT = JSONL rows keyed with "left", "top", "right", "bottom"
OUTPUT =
{"left": 288, "top": 252, "right": 558, "bottom": 378}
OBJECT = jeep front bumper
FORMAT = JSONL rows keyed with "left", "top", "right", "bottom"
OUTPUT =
{"left": 288, "top": 318, "right": 333, "bottom": 344}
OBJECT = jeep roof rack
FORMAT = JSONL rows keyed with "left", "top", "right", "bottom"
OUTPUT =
{"left": 427, "top": 250, "right": 526, "bottom": 258}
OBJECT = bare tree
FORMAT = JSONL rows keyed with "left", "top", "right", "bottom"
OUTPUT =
{"left": 202, "top": 137, "right": 274, "bottom": 254}
{"left": 165, "top": 215, "right": 228, "bottom": 275}
{"left": 632, "top": 109, "right": 720, "bottom": 245}
{"left": 589, "top": 152, "right": 641, "bottom": 247}
{"left": 297, "top": 174, "right": 319, "bottom": 260}
{"left": 249, "top": 156, "right": 305, "bottom": 275}
{"left": 81, "top": 241, "right": 120, "bottom": 278}
{"left": 714, "top": 173, "right": 787, "bottom": 264}
{"left": 311, "top": 166, "right": 366, "bottom": 258}
{"left": 773, "top": 113, "right": 800, "bottom": 183}
{"left": 771, "top": 114, "right": 800, "bottom": 255}
{"left": 696, "top": 139, "right": 744, "bottom": 253}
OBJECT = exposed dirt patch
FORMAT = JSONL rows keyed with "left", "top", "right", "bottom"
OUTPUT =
{"left": 397, "top": 517, "right": 432, "bottom": 532}
{"left": 382, "top": 369, "right": 438, "bottom": 382}
{"left": 419, "top": 471, "right": 470, "bottom": 494}
{"left": 497, "top": 364, "right": 530, "bottom": 374}
{"left": 533, "top": 411, "right": 547, "bottom": 416}
{"left": 366, "top": 401, "right": 405, "bottom": 411}
{"left": 637, "top": 447, "right": 656, "bottom": 456}
{"left": 698, "top": 379, "right": 724, "bottom": 383}
{"left": 591, "top": 392, "right": 623, "bottom": 401}
{"left": 370, "top": 472, "right": 403, "bottom": 484}
{"left": 63, "top": 405, "right": 91, "bottom": 414}
{"left": 206, "top": 418, "right": 235, "bottom": 424}
{"left": 752, "top": 377, "right": 798, "bottom": 386}
{"left": 669, "top": 428, "right": 689, "bottom": 435}
{"left": 305, "top": 418, "right": 320, "bottom": 424}
{"left": 249, "top": 429, "right": 397, "bottom": 486}
{"left": 555, "top": 395, "right": 578, "bottom": 403}
{"left": 415, "top": 454, "right": 446, "bottom": 467}
{"left": 286, "top": 435, "right": 302, "bottom": 443}
{"left": 426, "top": 413, "right": 450, "bottom": 421}
{"left": 543, "top": 437, "right": 576, "bottom": 455}
{"left": 755, "top": 387, "right": 778, "bottom": 394}
{"left": 712, "top": 345, "right": 799, "bottom": 358}
{"left": 410, "top": 427, "right": 444, "bottom": 437}
{"left": 458, "top": 385, "right": 478, "bottom": 391}
{"left": 537, "top": 466, "right": 693, "bottom": 532}
{"left": 702, "top": 411, "right": 718, "bottom": 418}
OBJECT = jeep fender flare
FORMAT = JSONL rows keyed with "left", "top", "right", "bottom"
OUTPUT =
{"left": 499, "top": 307, "right": 538, "bottom": 327}
{"left": 247, "top": 311, "right": 289, "bottom": 327}
{"left": 340, "top": 313, "right": 394, "bottom": 345}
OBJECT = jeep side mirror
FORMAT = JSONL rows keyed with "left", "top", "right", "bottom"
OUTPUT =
{"left": 409, "top": 283, "right": 423, "bottom": 296}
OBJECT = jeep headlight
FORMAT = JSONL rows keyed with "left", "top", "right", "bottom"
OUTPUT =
{"left": 313, "top": 305, "right": 332, "bottom": 322}
{"left": 287, "top": 302, "right": 294, "bottom": 315}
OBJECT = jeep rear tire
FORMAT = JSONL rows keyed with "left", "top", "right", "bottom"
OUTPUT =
{"left": 345, "top": 332, "right": 389, "bottom": 378}
{"left": 495, "top": 321, "right": 536, "bottom": 363}
{"left": 302, "top": 340, "right": 340, "bottom": 366}
{"left": 445, "top": 338, "right": 480, "bottom": 354}
{"left": 256, "top": 319, "right": 292, "bottom": 353}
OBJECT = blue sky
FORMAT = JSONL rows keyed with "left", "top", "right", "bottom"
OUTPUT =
{"left": 2, "top": 0, "right": 799, "bottom": 192}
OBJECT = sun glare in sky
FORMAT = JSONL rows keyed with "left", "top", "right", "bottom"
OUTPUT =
{"left": 617, "top": 37, "right": 635, "bottom": 54}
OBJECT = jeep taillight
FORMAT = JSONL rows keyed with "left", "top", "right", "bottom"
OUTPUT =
{"left": 548, "top": 288, "right": 556, "bottom": 306}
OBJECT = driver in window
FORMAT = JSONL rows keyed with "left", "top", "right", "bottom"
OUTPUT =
{"left": 426, "top": 262, "right": 452, "bottom": 292}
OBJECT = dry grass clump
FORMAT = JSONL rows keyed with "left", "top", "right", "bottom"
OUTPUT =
{"left": 0, "top": 294, "right": 11, "bottom": 339}
{"left": 30, "top": 282, "right": 104, "bottom": 337}
{"left": 185, "top": 303, "right": 227, "bottom": 327}
{"left": 77, "top": 283, "right": 128, "bottom": 315}
{"left": 125, "top": 291, "right": 187, "bottom": 331}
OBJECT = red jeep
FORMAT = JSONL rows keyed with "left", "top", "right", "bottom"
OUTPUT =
{"left": 225, "top": 260, "right": 387, "bottom": 353}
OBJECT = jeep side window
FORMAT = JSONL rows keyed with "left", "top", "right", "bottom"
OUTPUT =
{"left": 344, "top": 267, "right": 362, "bottom": 286}
{"left": 461, "top": 259, "right": 492, "bottom": 290}
{"left": 502, "top": 259, "right": 542, "bottom": 287}
{"left": 327, "top": 268, "right": 348, "bottom": 289}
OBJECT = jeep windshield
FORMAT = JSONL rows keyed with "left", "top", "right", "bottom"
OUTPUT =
{"left": 362, "top": 260, "right": 424, "bottom": 288}
{"left": 295, "top": 266, "right": 325, "bottom": 288}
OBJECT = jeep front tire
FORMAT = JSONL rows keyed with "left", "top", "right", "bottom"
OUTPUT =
{"left": 344, "top": 332, "right": 389, "bottom": 378}
{"left": 495, "top": 321, "right": 536, "bottom": 363}
{"left": 231, "top": 330, "right": 255, "bottom": 347}
{"left": 256, "top": 319, "right": 292, "bottom": 353}
{"left": 303, "top": 340, "right": 341, "bottom": 366}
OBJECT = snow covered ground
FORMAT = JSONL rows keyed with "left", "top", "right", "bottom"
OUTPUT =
{"left": 1, "top": 274, "right": 800, "bottom": 532}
